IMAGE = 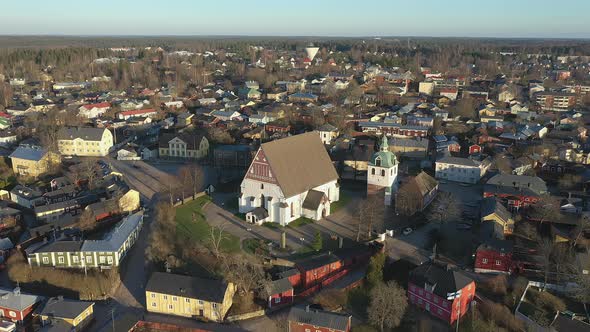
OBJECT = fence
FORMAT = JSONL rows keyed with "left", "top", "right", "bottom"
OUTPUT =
{"left": 226, "top": 309, "right": 266, "bottom": 322}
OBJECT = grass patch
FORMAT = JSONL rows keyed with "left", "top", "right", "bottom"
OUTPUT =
{"left": 331, "top": 192, "right": 352, "bottom": 213}
{"left": 262, "top": 222, "right": 282, "bottom": 229}
{"left": 175, "top": 196, "right": 241, "bottom": 253}
{"left": 243, "top": 238, "right": 270, "bottom": 256}
{"left": 287, "top": 217, "right": 314, "bottom": 228}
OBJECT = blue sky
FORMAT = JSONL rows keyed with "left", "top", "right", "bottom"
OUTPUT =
{"left": 1, "top": 0, "right": 589, "bottom": 38}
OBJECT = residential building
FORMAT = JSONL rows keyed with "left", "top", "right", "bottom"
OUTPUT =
{"left": 367, "top": 135, "right": 399, "bottom": 206}
{"left": 358, "top": 122, "right": 429, "bottom": 137}
{"left": 396, "top": 171, "right": 438, "bottom": 214}
{"left": 117, "top": 108, "right": 158, "bottom": 120}
{"left": 534, "top": 91, "right": 577, "bottom": 111}
{"left": 239, "top": 132, "right": 339, "bottom": 225}
{"left": 435, "top": 157, "right": 490, "bottom": 184}
{"left": 287, "top": 306, "right": 352, "bottom": 332}
{"left": 408, "top": 263, "right": 475, "bottom": 325}
{"left": 78, "top": 102, "right": 110, "bottom": 119}
{"left": 389, "top": 137, "right": 429, "bottom": 159}
{"left": 26, "top": 212, "right": 144, "bottom": 268}
{"left": 289, "top": 92, "right": 318, "bottom": 103}
{"left": 481, "top": 198, "right": 515, "bottom": 237}
{"left": 158, "top": 133, "right": 209, "bottom": 159}
{"left": 36, "top": 297, "right": 94, "bottom": 332}
{"left": 213, "top": 145, "right": 253, "bottom": 169}
{"left": 483, "top": 174, "right": 547, "bottom": 209}
{"left": 317, "top": 123, "right": 339, "bottom": 145}
{"left": 474, "top": 239, "right": 514, "bottom": 275}
{"left": 145, "top": 272, "right": 235, "bottom": 322}
{"left": 0, "top": 287, "right": 42, "bottom": 323}
{"left": 9, "top": 146, "right": 59, "bottom": 179}
{"left": 268, "top": 278, "right": 294, "bottom": 308}
{"left": 10, "top": 185, "right": 43, "bottom": 209}
{"left": 57, "top": 127, "right": 113, "bottom": 157}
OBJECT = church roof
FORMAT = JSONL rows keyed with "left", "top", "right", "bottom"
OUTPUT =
{"left": 260, "top": 132, "right": 338, "bottom": 198}
{"left": 369, "top": 135, "right": 397, "bottom": 168}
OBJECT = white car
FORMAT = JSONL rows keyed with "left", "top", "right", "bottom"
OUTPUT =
{"left": 402, "top": 227, "right": 413, "bottom": 236}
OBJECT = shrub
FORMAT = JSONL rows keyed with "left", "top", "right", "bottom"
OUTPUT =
{"left": 479, "top": 301, "right": 525, "bottom": 332}
{"left": 481, "top": 275, "right": 508, "bottom": 296}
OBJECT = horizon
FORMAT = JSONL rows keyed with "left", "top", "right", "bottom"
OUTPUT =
{"left": 1, "top": 0, "right": 589, "bottom": 39}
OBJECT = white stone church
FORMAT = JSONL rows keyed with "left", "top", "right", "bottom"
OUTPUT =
{"left": 239, "top": 132, "right": 340, "bottom": 226}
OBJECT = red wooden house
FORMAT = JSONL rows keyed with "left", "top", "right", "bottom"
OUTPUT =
{"left": 408, "top": 263, "right": 475, "bottom": 325}
{"left": 268, "top": 277, "right": 294, "bottom": 309}
{"left": 295, "top": 253, "right": 342, "bottom": 288}
{"left": 288, "top": 306, "right": 351, "bottom": 332}
{"left": 474, "top": 239, "right": 514, "bottom": 274}
{"left": 469, "top": 144, "right": 482, "bottom": 155}
{"left": 0, "top": 287, "right": 42, "bottom": 323}
{"left": 483, "top": 174, "right": 547, "bottom": 209}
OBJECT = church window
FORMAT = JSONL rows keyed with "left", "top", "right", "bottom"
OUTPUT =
{"left": 381, "top": 170, "right": 385, "bottom": 176}
{"left": 375, "top": 157, "right": 381, "bottom": 167}
{"left": 290, "top": 202, "right": 295, "bottom": 217}
{"left": 371, "top": 168, "right": 375, "bottom": 175}
{"left": 261, "top": 183, "right": 264, "bottom": 190}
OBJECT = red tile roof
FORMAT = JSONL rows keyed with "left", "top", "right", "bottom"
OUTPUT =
{"left": 81, "top": 102, "right": 110, "bottom": 110}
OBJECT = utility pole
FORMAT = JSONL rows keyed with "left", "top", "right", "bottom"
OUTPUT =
{"left": 110, "top": 308, "right": 116, "bottom": 332}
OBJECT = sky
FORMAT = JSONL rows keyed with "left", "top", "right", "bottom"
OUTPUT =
{"left": 0, "top": 0, "right": 589, "bottom": 38}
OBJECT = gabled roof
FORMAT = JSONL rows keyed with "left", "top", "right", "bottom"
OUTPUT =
{"left": 409, "top": 262, "right": 473, "bottom": 298}
{"left": 270, "top": 277, "right": 293, "bottom": 294}
{"left": 259, "top": 132, "right": 338, "bottom": 198}
{"left": 81, "top": 212, "right": 143, "bottom": 252}
{"left": 302, "top": 190, "right": 326, "bottom": 210}
{"left": 0, "top": 287, "right": 42, "bottom": 312}
{"left": 119, "top": 108, "right": 156, "bottom": 116}
{"left": 485, "top": 174, "right": 547, "bottom": 196}
{"left": 146, "top": 272, "right": 230, "bottom": 303}
{"left": 410, "top": 172, "right": 438, "bottom": 196}
{"left": 481, "top": 197, "right": 512, "bottom": 222}
{"left": 81, "top": 102, "right": 110, "bottom": 110}
{"left": 37, "top": 297, "right": 94, "bottom": 320}
{"left": 9, "top": 146, "right": 48, "bottom": 161}
{"left": 57, "top": 127, "right": 107, "bottom": 141}
{"left": 288, "top": 306, "right": 350, "bottom": 331}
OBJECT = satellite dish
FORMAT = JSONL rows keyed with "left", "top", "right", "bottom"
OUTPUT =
{"left": 305, "top": 46, "right": 320, "bottom": 61}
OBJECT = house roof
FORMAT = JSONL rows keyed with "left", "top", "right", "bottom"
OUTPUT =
{"left": 409, "top": 262, "right": 473, "bottom": 298}
{"left": 158, "top": 132, "right": 206, "bottom": 150}
{"left": 0, "top": 287, "right": 42, "bottom": 312}
{"left": 437, "top": 157, "right": 481, "bottom": 167}
{"left": 81, "top": 102, "right": 110, "bottom": 110}
{"left": 317, "top": 123, "right": 338, "bottom": 132}
{"left": 260, "top": 132, "right": 338, "bottom": 198}
{"left": 485, "top": 174, "right": 547, "bottom": 196}
{"left": 57, "top": 127, "right": 107, "bottom": 141}
{"left": 477, "top": 238, "right": 513, "bottom": 253}
{"left": 146, "top": 272, "right": 230, "bottom": 303}
{"left": 288, "top": 306, "right": 350, "bottom": 331}
{"left": 9, "top": 146, "right": 48, "bottom": 162}
{"left": 302, "top": 190, "right": 326, "bottom": 210}
{"left": 296, "top": 253, "right": 340, "bottom": 271}
{"left": 270, "top": 277, "right": 293, "bottom": 295}
{"left": 410, "top": 172, "right": 438, "bottom": 196}
{"left": 81, "top": 212, "right": 143, "bottom": 252}
{"left": 481, "top": 197, "right": 512, "bottom": 222}
{"left": 37, "top": 297, "right": 94, "bottom": 320}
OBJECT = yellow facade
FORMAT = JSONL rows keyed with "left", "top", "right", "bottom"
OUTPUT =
{"left": 40, "top": 303, "right": 94, "bottom": 331}
{"left": 482, "top": 214, "right": 515, "bottom": 235}
{"left": 11, "top": 152, "right": 59, "bottom": 178}
{"left": 145, "top": 284, "right": 234, "bottom": 322}
{"left": 118, "top": 189, "right": 140, "bottom": 212}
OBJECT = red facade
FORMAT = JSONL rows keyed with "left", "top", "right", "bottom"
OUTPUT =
{"left": 469, "top": 144, "right": 482, "bottom": 155}
{"left": 474, "top": 248, "right": 513, "bottom": 274}
{"left": 0, "top": 304, "right": 34, "bottom": 322}
{"left": 269, "top": 289, "right": 294, "bottom": 308}
{"left": 408, "top": 281, "right": 476, "bottom": 325}
{"left": 298, "top": 261, "right": 343, "bottom": 288}
{"left": 244, "top": 150, "right": 278, "bottom": 185}
{"left": 288, "top": 320, "right": 350, "bottom": 332}
{"left": 483, "top": 191, "right": 539, "bottom": 208}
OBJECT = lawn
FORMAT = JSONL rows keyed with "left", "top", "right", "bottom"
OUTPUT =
{"left": 287, "top": 217, "right": 314, "bottom": 228}
{"left": 175, "top": 196, "right": 241, "bottom": 253}
{"left": 331, "top": 191, "right": 352, "bottom": 213}
{"left": 242, "top": 238, "right": 270, "bottom": 256}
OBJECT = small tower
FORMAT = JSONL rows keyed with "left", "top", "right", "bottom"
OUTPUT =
{"left": 367, "top": 135, "right": 399, "bottom": 205}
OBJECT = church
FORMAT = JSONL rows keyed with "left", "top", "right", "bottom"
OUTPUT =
{"left": 239, "top": 132, "right": 340, "bottom": 226}
{"left": 367, "top": 135, "right": 399, "bottom": 205}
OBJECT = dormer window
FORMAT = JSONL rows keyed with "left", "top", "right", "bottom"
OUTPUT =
{"left": 375, "top": 157, "right": 381, "bottom": 167}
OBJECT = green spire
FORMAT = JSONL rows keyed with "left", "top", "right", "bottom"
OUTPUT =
{"left": 380, "top": 134, "right": 389, "bottom": 152}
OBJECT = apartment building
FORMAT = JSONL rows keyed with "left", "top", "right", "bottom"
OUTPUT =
{"left": 57, "top": 127, "right": 113, "bottom": 157}
{"left": 435, "top": 157, "right": 490, "bottom": 184}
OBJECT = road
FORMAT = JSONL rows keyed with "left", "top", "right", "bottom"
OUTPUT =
{"left": 106, "top": 158, "right": 181, "bottom": 200}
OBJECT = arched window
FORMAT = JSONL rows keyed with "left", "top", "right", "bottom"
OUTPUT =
{"left": 381, "top": 170, "right": 385, "bottom": 176}
{"left": 261, "top": 194, "right": 265, "bottom": 208}
{"left": 260, "top": 183, "right": 264, "bottom": 189}
{"left": 375, "top": 157, "right": 381, "bottom": 167}
{"left": 371, "top": 168, "right": 375, "bottom": 175}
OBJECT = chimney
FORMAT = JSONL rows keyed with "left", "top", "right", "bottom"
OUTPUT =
{"left": 339, "top": 237, "right": 344, "bottom": 249}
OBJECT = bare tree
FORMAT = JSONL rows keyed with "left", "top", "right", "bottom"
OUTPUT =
{"left": 426, "top": 192, "right": 461, "bottom": 228}
{"left": 221, "top": 254, "right": 267, "bottom": 295}
{"left": 209, "top": 223, "right": 228, "bottom": 259}
{"left": 355, "top": 195, "right": 384, "bottom": 241}
{"left": 79, "top": 159, "right": 99, "bottom": 190}
{"left": 395, "top": 182, "right": 422, "bottom": 216}
{"left": 367, "top": 281, "right": 408, "bottom": 332}
{"left": 529, "top": 195, "right": 561, "bottom": 224}
{"left": 537, "top": 238, "right": 555, "bottom": 291}
{"left": 179, "top": 164, "right": 204, "bottom": 198}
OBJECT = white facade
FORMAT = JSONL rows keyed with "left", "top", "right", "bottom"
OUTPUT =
{"left": 435, "top": 158, "right": 488, "bottom": 184}
{"left": 318, "top": 130, "right": 338, "bottom": 145}
{"left": 78, "top": 106, "right": 109, "bottom": 119}
{"left": 239, "top": 178, "right": 339, "bottom": 226}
